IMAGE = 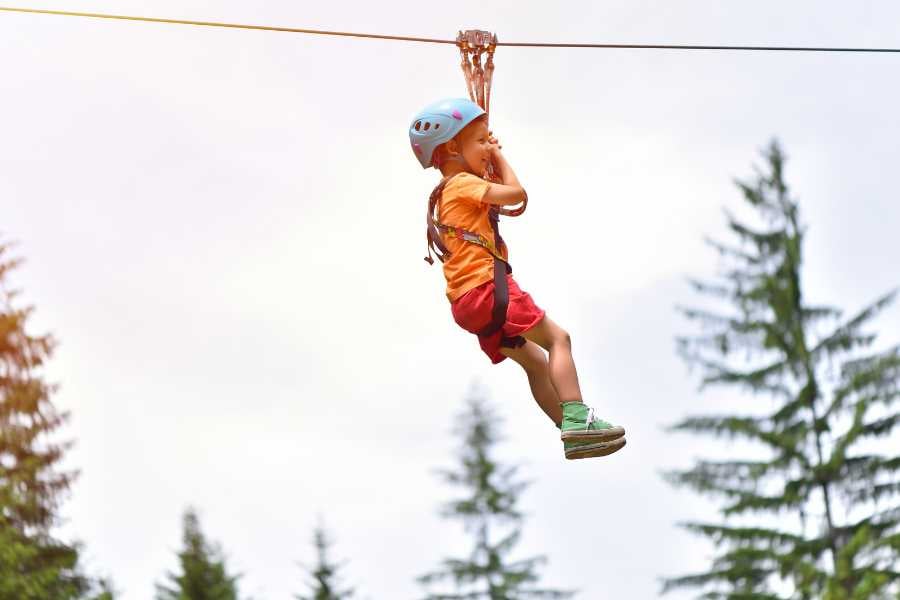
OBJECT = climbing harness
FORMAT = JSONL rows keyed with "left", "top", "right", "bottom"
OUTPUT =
{"left": 426, "top": 173, "right": 517, "bottom": 343}
{"left": 421, "top": 31, "right": 529, "bottom": 347}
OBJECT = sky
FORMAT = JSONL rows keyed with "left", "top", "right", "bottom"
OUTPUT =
{"left": 2, "top": 1, "right": 900, "bottom": 598}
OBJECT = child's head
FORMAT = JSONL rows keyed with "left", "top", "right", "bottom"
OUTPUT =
{"left": 409, "top": 98, "right": 489, "bottom": 176}
{"left": 431, "top": 115, "right": 490, "bottom": 176}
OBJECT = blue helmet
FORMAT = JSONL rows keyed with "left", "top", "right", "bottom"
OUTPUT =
{"left": 409, "top": 97, "right": 487, "bottom": 169}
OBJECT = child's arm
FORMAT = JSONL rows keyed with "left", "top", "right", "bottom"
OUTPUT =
{"left": 482, "top": 139, "right": 526, "bottom": 207}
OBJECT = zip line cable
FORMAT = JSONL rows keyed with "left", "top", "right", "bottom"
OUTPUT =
{"left": 2, "top": 6, "right": 451, "bottom": 44}
{"left": 2, "top": 6, "right": 900, "bottom": 53}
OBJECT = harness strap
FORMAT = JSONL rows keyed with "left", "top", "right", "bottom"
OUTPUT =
{"left": 478, "top": 213, "right": 513, "bottom": 341}
{"left": 424, "top": 176, "right": 452, "bottom": 266}
{"left": 433, "top": 223, "right": 506, "bottom": 262}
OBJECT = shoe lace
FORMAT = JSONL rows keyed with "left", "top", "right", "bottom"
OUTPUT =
{"left": 584, "top": 406, "right": 611, "bottom": 430}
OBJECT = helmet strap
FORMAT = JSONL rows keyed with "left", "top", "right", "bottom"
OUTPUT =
{"left": 446, "top": 153, "right": 477, "bottom": 176}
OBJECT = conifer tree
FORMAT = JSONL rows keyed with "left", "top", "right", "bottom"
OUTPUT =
{"left": 663, "top": 141, "right": 900, "bottom": 598}
{"left": 76, "top": 577, "right": 117, "bottom": 600}
{"left": 295, "top": 520, "right": 355, "bottom": 600}
{"left": 418, "top": 386, "right": 574, "bottom": 599}
{"left": 0, "top": 239, "right": 93, "bottom": 599}
{"left": 86, "top": 578, "right": 117, "bottom": 600}
{"left": 155, "top": 507, "right": 243, "bottom": 600}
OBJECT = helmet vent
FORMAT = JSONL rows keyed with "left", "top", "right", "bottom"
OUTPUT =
{"left": 434, "top": 123, "right": 440, "bottom": 129}
{"left": 424, "top": 122, "right": 431, "bottom": 131}
{"left": 414, "top": 120, "right": 422, "bottom": 131}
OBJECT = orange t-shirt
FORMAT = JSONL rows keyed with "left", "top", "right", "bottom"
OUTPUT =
{"left": 437, "top": 172, "right": 509, "bottom": 303}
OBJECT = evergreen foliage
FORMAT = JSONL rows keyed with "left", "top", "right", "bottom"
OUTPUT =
{"left": 155, "top": 507, "right": 243, "bottom": 600}
{"left": 663, "top": 141, "right": 900, "bottom": 598}
{"left": 418, "top": 387, "right": 574, "bottom": 599}
{"left": 84, "top": 578, "right": 117, "bottom": 600}
{"left": 295, "top": 520, "right": 355, "bottom": 600}
{"left": 0, "top": 239, "right": 93, "bottom": 599}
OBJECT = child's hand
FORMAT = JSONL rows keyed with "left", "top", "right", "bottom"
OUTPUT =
{"left": 485, "top": 131, "right": 505, "bottom": 183}
{"left": 488, "top": 130, "right": 503, "bottom": 155}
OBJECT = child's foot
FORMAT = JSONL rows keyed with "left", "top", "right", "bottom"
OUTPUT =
{"left": 558, "top": 401, "right": 625, "bottom": 443}
{"left": 564, "top": 436, "right": 626, "bottom": 460}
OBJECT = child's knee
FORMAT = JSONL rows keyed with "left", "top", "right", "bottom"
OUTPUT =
{"left": 539, "top": 316, "right": 571, "bottom": 348}
{"left": 553, "top": 328, "right": 571, "bottom": 348}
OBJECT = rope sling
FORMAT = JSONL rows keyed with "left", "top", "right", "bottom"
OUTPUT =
{"left": 424, "top": 30, "right": 528, "bottom": 344}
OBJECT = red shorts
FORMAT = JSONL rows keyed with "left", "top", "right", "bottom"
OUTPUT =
{"left": 450, "top": 273, "right": 546, "bottom": 364}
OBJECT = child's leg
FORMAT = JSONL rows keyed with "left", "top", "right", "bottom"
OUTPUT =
{"left": 499, "top": 340, "right": 563, "bottom": 425}
{"left": 518, "top": 315, "right": 583, "bottom": 405}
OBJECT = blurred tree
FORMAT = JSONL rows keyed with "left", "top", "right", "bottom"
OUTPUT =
{"left": 418, "top": 386, "right": 574, "bottom": 599}
{"left": 155, "top": 507, "right": 243, "bottom": 600}
{"left": 0, "top": 239, "right": 95, "bottom": 599}
{"left": 295, "top": 519, "right": 355, "bottom": 600}
{"left": 84, "top": 578, "right": 117, "bottom": 600}
{"left": 663, "top": 141, "right": 900, "bottom": 598}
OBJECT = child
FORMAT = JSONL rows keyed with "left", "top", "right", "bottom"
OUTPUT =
{"left": 410, "top": 97, "right": 627, "bottom": 460}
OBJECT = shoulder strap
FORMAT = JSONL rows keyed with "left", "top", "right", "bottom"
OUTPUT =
{"left": 424, "top": 175, "right": 454, "bottom": 265}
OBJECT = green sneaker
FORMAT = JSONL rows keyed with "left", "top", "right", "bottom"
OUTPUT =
{"left": 559, "top": 401, "right": 625, "bottom": 443}
{"left": 564, "top": 436, "right": 626, "bottom": 460}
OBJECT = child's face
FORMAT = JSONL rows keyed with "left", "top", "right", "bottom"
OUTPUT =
{"left": 451, "top": 118, "right": 491, "bottom": 176}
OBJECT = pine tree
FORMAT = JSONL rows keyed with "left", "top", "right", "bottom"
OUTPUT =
{"left": 418, "top": 386, "right": 574, "bottom": 599}
{"left": 662, "top": 140, "right": 900, "bottom": 598}
{"left": 295, "top": 520, "right": 355, "bottom": 600}
{"left": 155, "top": 507, "right": 243, "bottom": 600}
{"left": 0, "top": 238, "right": 92, "bottom": 599}
{"left": 85, "top": 578, "right": 117, "bottom": 600}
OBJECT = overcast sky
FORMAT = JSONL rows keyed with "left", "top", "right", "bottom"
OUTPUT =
{"left": 3, "top": 1, "right": 900, "bottom": 598}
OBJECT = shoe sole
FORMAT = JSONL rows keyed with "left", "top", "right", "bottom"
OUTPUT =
{"left": 560, "top": 426, "right": 625, "bottom": 443}
{"left": 565, "top": 437, "right": 626, "bottom": 460}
